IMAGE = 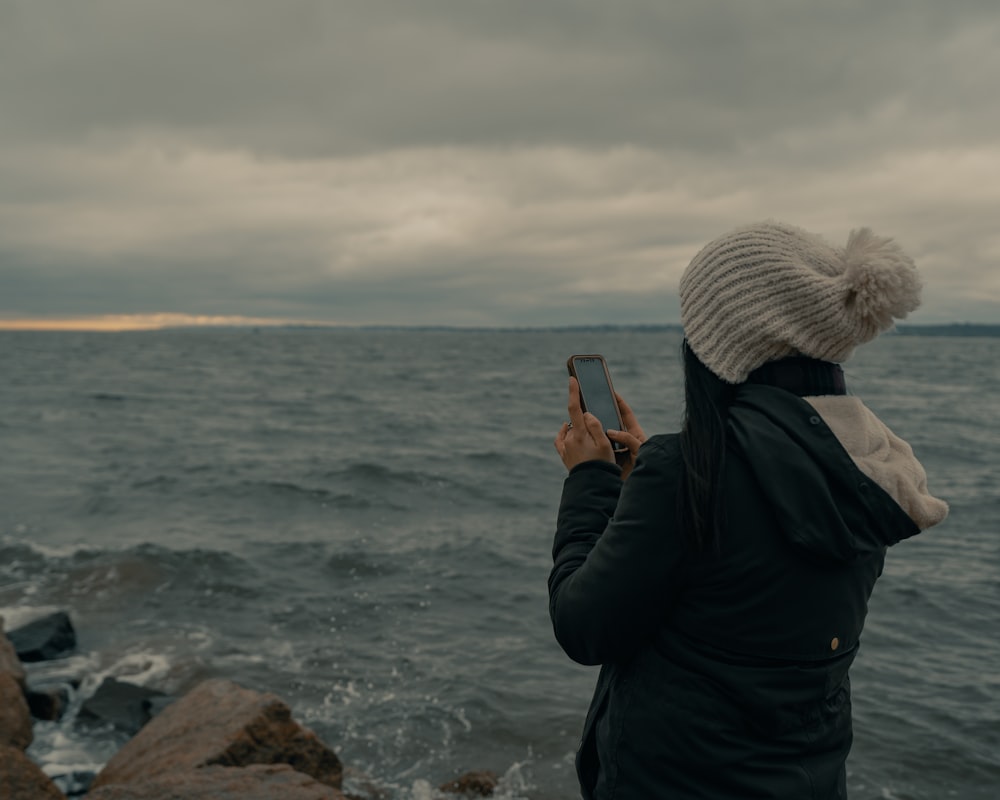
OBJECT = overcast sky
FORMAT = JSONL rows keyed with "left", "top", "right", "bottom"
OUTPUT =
{"left": 1, "top": 0, "right": 998, "bottom": 328}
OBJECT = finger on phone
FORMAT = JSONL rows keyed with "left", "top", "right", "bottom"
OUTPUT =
{"left": 608, "top": 429, "right": 642, "bottom": 454}
{"left": 583, "top": 412, "right": 606, "bottom": 442}
{"left": 613, "top": 392, "right": 647, "bottom": 442}
{"left": 614, "top": 392, "right": 637, "bottom": 422}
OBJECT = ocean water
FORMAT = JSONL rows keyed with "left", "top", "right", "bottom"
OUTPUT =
{"left": 0, "top": 328, "right": 997, "bottom": 800}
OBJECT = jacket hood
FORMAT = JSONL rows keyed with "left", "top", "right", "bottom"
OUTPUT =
{"left": 728, "top": 384, "right": 921, "bottom": 563}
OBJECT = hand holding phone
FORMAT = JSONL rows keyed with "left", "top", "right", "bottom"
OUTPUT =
{"left": 555, "top": 355, "right": 647, "bottom": 476}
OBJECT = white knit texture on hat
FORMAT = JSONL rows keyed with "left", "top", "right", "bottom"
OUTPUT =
{"left": 679, "top": 221, "right": 922, "bottom": 383}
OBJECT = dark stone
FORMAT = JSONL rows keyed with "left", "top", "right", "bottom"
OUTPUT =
{"left": 77, "top": 677, "right": 169, "bottom": 735}
{"left": 439, "top": 770, "right": 499, "bottom": 796}
{"left": 7, "top": 611, "right": 77, "bottom": 662}
{"left": 27, "top": 683, "right": 73, "bottom": 721}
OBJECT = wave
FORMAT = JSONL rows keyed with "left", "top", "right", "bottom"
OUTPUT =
{"left": 233, "top": 480, "right": 378, "bottom": 510}
{"left": 118, "top": 474, "right": 390, "bottom": 511}
{"left": 89, "top": 392, "right": 127, "bottom": 402}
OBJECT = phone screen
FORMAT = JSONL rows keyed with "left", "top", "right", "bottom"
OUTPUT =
{"left": 570, "top": 356, "right": 626, "bottom": 451}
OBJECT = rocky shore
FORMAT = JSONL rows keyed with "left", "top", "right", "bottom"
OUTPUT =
{"left": 1, "top": 613, "right": 499, "bottom": 799}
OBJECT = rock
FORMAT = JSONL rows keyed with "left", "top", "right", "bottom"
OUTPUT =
{"left": 0, "top": 617, "right": 27, "bottom": 690}
{"left": 27, "top": 683, "right": 73, "bottom": 721}
{"left": 439, "top": 770, "right": 499, "bottom": 796}
{"left": 0, "top": 744, "right": 66, "bottom": 799}
{"left": 7, "top": 611, "right": 77, "bottom": 662}
{"left": 86, "top": 764, "right": 346, "bottom": 799}
{"left": 91, "top": 678, "right": 343, "bottom": 791}
{"left": 77, "top": 677, "right": 169, "bottom": 734}
{"left": 0, "top": 672, "right": 33, "bottom": 750}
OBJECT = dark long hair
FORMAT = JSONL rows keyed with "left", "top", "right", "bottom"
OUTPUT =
{"left": 677, "top": 339, "right": 736, "bottom": 552}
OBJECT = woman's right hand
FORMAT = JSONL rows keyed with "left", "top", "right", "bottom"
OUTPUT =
{"left": 606, "top": 391, "right": 647, "bottom": 480}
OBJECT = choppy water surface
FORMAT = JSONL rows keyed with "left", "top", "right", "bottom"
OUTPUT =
{"left": 1, "top": 329, "right": 997, "bottom": 799}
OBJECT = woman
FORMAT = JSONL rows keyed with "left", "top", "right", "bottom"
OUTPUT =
{"left": 550, "top": 221, "right": 948, "bottom": 799}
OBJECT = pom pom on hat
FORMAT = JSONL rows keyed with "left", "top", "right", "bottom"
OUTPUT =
{"left": 842, "top": 227, "right": 922, "bottom": 330}
{"left": 679, "top": 221, "right": 924, "bottom": 383}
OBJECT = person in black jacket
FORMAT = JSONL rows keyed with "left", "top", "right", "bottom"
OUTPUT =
{"left": 550, "top": 221, "right": 948, "bottom": 799}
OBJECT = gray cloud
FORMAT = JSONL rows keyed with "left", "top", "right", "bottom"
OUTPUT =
{"left": 1, "top": 0, "right": 998, "bottom": 325}
{"left": 3, "top": 1, "right": 999, "bottom": 155}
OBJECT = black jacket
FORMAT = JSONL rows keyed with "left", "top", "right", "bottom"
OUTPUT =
{"left": 549, "top": 384, "right": 919, "bottom": 799}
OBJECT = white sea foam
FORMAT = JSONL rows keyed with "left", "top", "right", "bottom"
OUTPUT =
{"left": 407, "top": 779, "right": 439, "bottom": 800}
{"left": 27, "top": 719, "right": 119, "bottom": 788}
{"left": 0, "top": 534, "right": 98, "bottom": 560}
{"left": 24, "top": 652, "right": 101, "bottom": 687}
{"left": 495, "top": 759, "right": 535, "bottom": 800}
{"left": 95, "top": 651, "right": 173, "bottom": 688}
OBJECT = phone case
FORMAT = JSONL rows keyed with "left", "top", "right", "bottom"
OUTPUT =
{"left": 566, "top": 354, "right": 628, "bottom": 453}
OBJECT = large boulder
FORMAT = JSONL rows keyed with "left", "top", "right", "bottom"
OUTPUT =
{"left": 0, "top": 672, "right": 33, "bottom": 750}
{"left": 0, "top": 744, "right": 66, "bottom": 799}
{"left": 0, "top": 616, "right": 32, "bottom": 748}
{"left": 0, "top": 616, "right": 27, "bottom": 690}
{"left": 87, "top": 764, "right": 345, "bottom": 799}
{"left": 6, "top": 611, "right": 77, "bottom": 662}
{"left": 91, "top": 678, "right": 343, "bottom": 791}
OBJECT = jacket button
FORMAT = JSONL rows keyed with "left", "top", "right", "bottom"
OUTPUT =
{"left": 858, "top": 482, "right": 870, "bottom": 493}
{"left": 809, "top": 415, "right": 821, "bottom": 425}
{"left": 831, "top": 637, "right": 840, "bottom": 651}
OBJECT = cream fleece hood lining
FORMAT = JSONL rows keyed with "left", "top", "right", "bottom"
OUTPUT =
{"left": 804, "top": 395, "right": 948, "bottom": 531}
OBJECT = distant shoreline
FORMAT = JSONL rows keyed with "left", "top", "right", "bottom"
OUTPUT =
{"left": 891, "top": 323, "right": 1000, "bottom": 337}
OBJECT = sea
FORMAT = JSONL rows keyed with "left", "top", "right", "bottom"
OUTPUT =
{"left": 0, "top": 328, "right": 997, "bottom": 800}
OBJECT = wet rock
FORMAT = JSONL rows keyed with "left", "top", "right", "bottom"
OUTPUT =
{"left": 91, "top": 678, "right": 343, "bottom": 791}
{"left": 0, "top": 616, "right": 28, "bottom": 691}
{"left": 0, "top": 744, "right": 66, "bottom": 799}
{"left": 439, "top": 770, "right": 499, "bottom": 796}
{"left": 27, "top": 683, "right": 73, "bottom": 721}
{"left": 0, "top": 672, "right": 33, "bottom": 750}
{"left": 7, "top": 610, "right": 77, "bottom": 662}
{"left": 87, "top": 764, "right": 346, "bottom": 799}
{"left": 77, "top": 677, "right": 170, "bottom": 734}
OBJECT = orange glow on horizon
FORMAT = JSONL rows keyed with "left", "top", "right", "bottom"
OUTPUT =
{"left": 0, "top": 313, "right": 334, "bottom": 332}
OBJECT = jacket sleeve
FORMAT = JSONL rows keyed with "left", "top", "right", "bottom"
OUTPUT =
{"left": 548, "top": 435, "right": 688, "bottom": 666}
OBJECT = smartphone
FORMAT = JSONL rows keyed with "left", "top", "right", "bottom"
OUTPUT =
{"left": 566, "top": 354, "right": 628, "bottom": 454}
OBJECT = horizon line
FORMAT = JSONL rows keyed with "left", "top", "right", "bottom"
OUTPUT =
{"left": 0, "top": 313, "right": 997, "bottom": 334}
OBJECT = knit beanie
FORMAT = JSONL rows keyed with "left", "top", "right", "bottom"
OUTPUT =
{"left": 679, "top": 221, "right": 923, "bottom": 384}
